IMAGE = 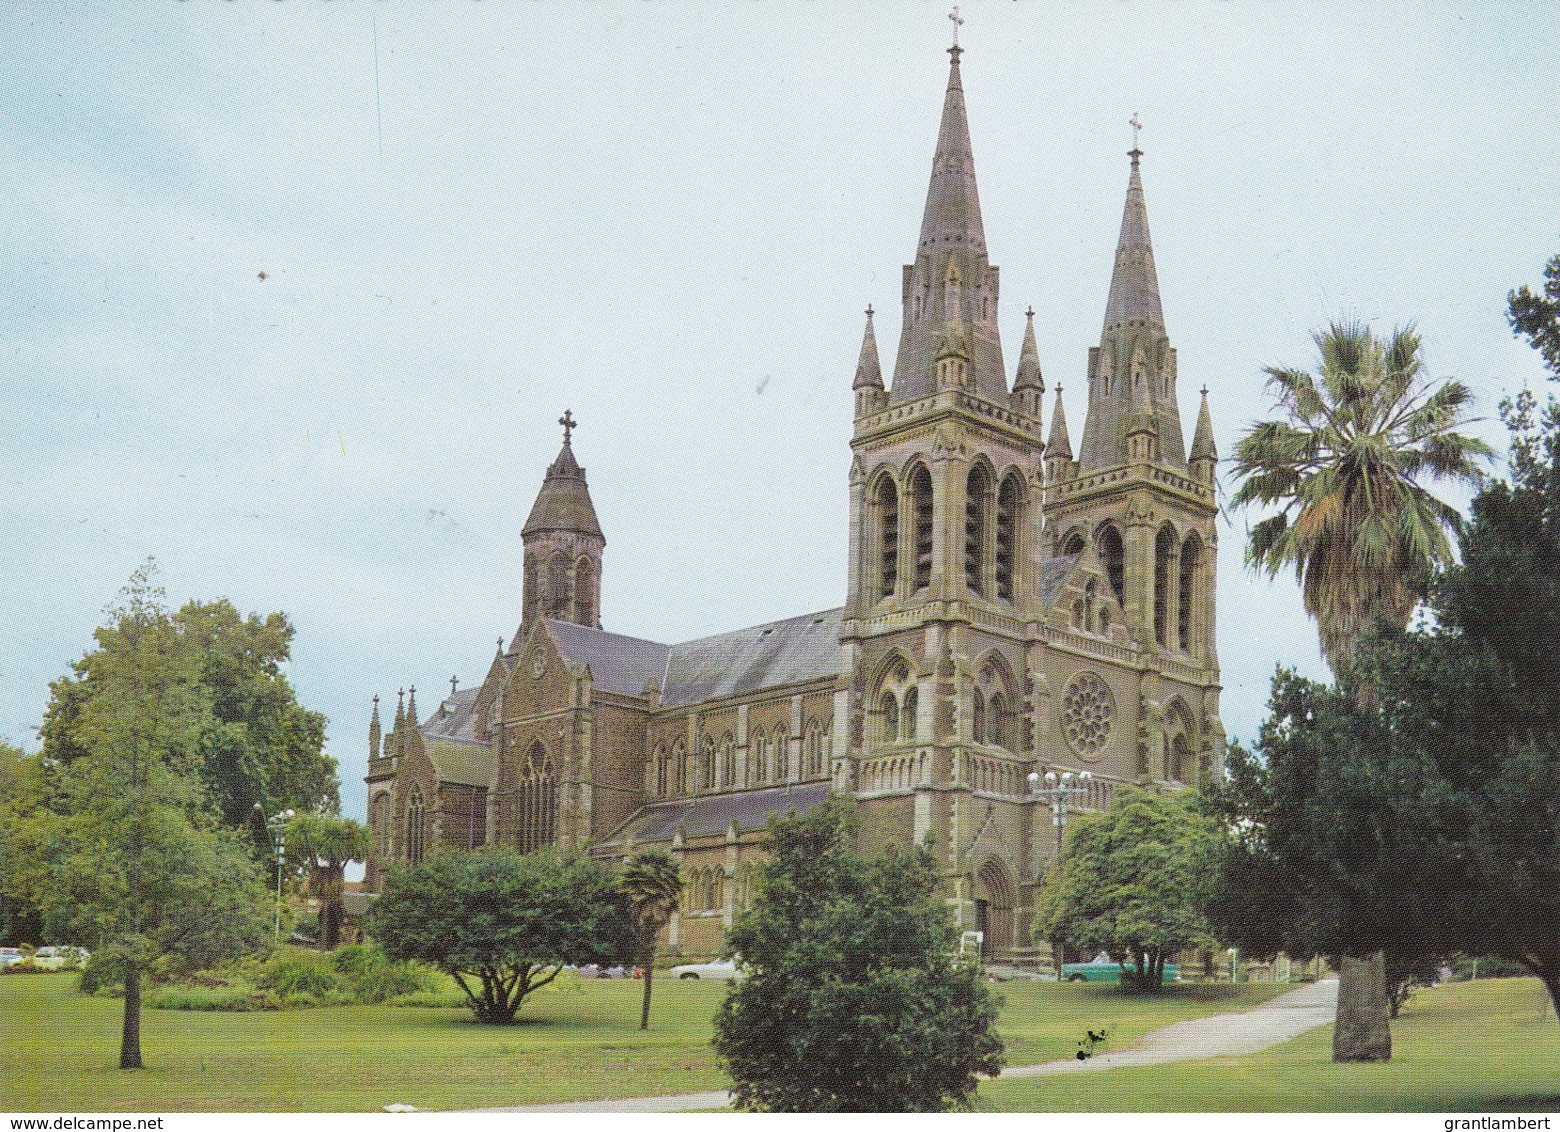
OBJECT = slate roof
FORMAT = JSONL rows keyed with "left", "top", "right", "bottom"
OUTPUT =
{"left": 540, "top": 608, "right": 844, "bottom": 708}
{"left": 597, "top": 782, "right": 832, "bottom": 848}
{"left": 659, "top": 608, "right": 844, "bottom": 708}
{"left": 418, "top": 687, "right": 494, "bottom": 786}
{"left": 543, "top": 620, "right": 671, "bottom": 697}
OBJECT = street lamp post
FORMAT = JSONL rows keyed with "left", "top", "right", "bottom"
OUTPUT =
{"left": 255, "top": 804, "right": 295, "bottom": 943}
{"left": 1028, "top": 769, "right": 1093, "bottom": 979}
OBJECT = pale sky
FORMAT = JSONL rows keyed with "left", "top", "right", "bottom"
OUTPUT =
{"left": 3, "top": 2, "right": 1556, "bottom": 823}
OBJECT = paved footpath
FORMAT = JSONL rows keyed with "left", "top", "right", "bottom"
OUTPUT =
{"left": 476, "top": 978, "right": 1339, "bottom": 1114}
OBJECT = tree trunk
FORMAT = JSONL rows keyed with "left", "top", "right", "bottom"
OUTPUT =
{"left": 1333, "top": 951, "right": 1391, "bottom": 1062}
{"left": 639, "top": 958, "right": 655, "bottom": 1031}
{"left": 119, "top": 963, "right": 143, "bottom": 1070}
{"left": 1542, "top": 971, "right": 1560, "bottom": 1025}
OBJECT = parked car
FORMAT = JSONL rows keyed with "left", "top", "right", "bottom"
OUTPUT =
{"left": 669, "top": 957, "right": 741, "bottom": 981}
{"left": 0, "top": 948, "right": 25, "bottom": 969}
{"left": 30, "top": 946, "right": 89, "bottom": 971}
{"left": 1061, "top": 951, "right": 1178, "bottom": 984}
{"left": 574, "top": 964, "right": 631, "bottom": 979}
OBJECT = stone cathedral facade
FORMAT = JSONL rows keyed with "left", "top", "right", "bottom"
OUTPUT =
{"left": 364, "top": 41, "right": 1224, "bottom": 964}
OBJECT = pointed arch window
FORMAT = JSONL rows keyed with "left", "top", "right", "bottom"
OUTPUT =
{"left": 803, "top": 721, "right": 828, "bottom": 778}
{"left": 1179, "top": 536, "right": 1201, "bottom": 653}
{"left": 672, "top": 739, "right": 688, "bottom": 796}
{"left": 875, "top": 478, "right": 899, "bottom": 601}
{"left": 699, "top": 735, "right": 716, "bottom": 792}
{"left": 1097, "top": 525, "right": 1125, "bottom": 607}
{"left": 901, "top": 685, "right": 918, "bottom": 742}
{"left": 369, "top": 792, "right": 390, "bottom": 863}
{"left": 972, "top": 688, "right": 987, "bottom": 746}
{"left": 988, "top": 692, "right": 1007, "bottom": 750}
{"left": 965, "top": 464, "right": 993, "bottom": 597}
{"left": 1154, "top": 525, "right": 1176, "bottom": 647}
{"left": 908, "top": 466, "right": 933, "bottom": 591}
{"left": 773, "top": 726, "right": 790, "bottom": 782}
{"left": 882, "top": 693, "right": 900, "bottom": 742}
{"left": 1061, "top": 531, "right": 1085, "bottom": 557}
{"left": 405, "top": 785, "right": 426, "bottom": 864}
{"left": 572, "top": 557, "right": 595, "bottom": 625}
{"left": 720, "top": 733, "right": 736, "bottom": 789}
{"left": 544, "top": 554, "right": 570, "bottom": 618}
{"left": 517, "top": 743, "right": 557, "bottom": 854}
{"left": 654, "top": 745, "right": 670, "bottom": 797}
{"left": 996, "top": 474, "right": 1022, "bottom": 602}
{"left": 750, "top": 728, "right": 768, "bottom": 786}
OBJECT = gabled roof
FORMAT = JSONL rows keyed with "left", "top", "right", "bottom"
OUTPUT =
{"left": 597, "top": 782, "right": 832, "bottom": 848}
{"left": 1039, "top": 552, "right": 1081, "bottom": 609}
{"left": 660, "top": 608, "right": 843, "bottom": 708}
{"left": 420, "top": 687, "right": 481, "bottom": 742}
{"left": 542, "top": 620, "right": 671, "bottom": 697}
{"left": 537, "top": 607, "right": 844, "bottom": 709}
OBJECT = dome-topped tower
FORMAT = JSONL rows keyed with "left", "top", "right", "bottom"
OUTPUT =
{"left": 520, "top": 410, "right": 605, "bottom": 630}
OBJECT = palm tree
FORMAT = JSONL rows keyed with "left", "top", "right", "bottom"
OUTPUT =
{"left": 1232, "top": 319, "right": 1492, "bottom": 1063}
{"left": 286, "top": 812, "right": 372, "bottom": 950}
{"left": 618, "top": 849, "right": 683, "bottom": 1031}
{"left": 1233, "top": 320, "right": 1492, "bottom": 677}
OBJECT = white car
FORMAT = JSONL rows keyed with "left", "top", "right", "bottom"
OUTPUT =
{"left": 669, "top": 958, "right": 741, "bottom": 981}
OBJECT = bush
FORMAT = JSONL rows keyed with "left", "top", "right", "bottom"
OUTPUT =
{"left": 145, "top": 981, "right": 281, "bottom": 1012}
{"left": 330, "top": 944, "right": 432, "bottom": 1003}
{"left": 259, "top": 947, "right": 342, "bottom": 998}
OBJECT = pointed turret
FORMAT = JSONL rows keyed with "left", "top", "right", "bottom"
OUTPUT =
{"left": 888, "top": 42, "right": 1006, "bottom": 404}
{"left": 853, "top": 306, "right": 887, "bottom": 418}
{"left": 521, "top": 411, "right": 606, "bottom": 630}
{"left": 1011, "top": 305, "right": 1045, "bottom": 418}
{"left": 1078, "top": 144, "right": 1187, "bottom": 469}
{"left": 369, "top": 694, "right": 382, "bottom": 760}
{"left": 395, "top": 688, "right": 405, "bottom": 730}
{"left": 405, "top": 685, "right": 418, "bottom": 729}
{"left": 1045, "top": 386, "right": 1074, "bottom": 483}
{"left": 1190, "top": 386, "right": 1217, "bottom": 483}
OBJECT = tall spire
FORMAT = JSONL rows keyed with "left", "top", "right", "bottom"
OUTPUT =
{"left": 1013, "top": 306, "right": 1044, "bottom": 392}
{"left": 1047, "top": 385, "right": 1072, "bottom": 461}
{"left": 888, "top": 34, "right": 1006, "bottom": 404}
{"left": 852, "top": 306, "right": 883, "bottom": 391}
{"left": 1190, "top": 386, "right": 1217, "bottom": 482}
{"left": 1078, "top": 135, "right": 1187, "bottom": 470}
{"left": 368, "top": 694, "right": 381, "bottom": 759}
{"left": 405, "top": 685, "right": 418, "bottom": 728}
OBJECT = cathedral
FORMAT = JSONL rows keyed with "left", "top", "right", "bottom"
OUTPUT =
{"left": 363, "top": 37, "right": 1224, "bottom": 965}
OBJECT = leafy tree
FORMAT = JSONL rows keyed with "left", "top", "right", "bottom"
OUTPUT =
{"left": 0, "top": 741, "right": 50, "bottom": 946}
{"left": 712, "top": 799, "right": 1003, "bottom": 1112}
{"left": 17, "top": 564, "right": 269, "bottom": 1068}
{"left": 1508, "top": 251, "right": 1560, "bottom": 378}
{"left": 1360, "top": 394, "right": 1560, "bottom": 1021}
{"left": 1204, "top": 672, "right": 1452, "bottom": 1045}
{"left": 617, "top": 848, "right": 682, "bottom": 1031}
{"left": 1036, "top": 788, "right": 1218, "bottom": 991}
{"left": 40, "top": 598, "right": 337, "bottom": 841}
{"left": 1230, "top": 319, "right": 1491, "bottom": 1060}
{"left": 369, "top": 847, "right": 636, "bottom": 1023}
{"left": 285, "top": 812, "right": 371, "bottom": 951}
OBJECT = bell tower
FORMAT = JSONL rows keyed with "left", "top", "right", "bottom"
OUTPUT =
{"left": 520, "top": 410, "right": 605, "bottom": 631}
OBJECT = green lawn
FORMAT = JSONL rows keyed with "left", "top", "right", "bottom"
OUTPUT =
{"left": 980, "top": 977, "right": 1560, "bottom": 1112}
{"left": 0, "top": 972, "right": 1283, "bottom": 1112}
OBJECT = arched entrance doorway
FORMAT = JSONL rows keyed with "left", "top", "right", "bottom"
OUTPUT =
{"left": 973, "top": 858, "right": 1016, "bottom": 961}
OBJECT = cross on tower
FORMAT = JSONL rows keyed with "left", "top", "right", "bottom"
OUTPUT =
{"left": 949, "top": 6, "right": 964, "bottom": 47}
{"left": 559, "top": 409, "right": 577, "bottom": 445}
{"left": 1130, "top": 113, "right": 1143, "bottom": 152}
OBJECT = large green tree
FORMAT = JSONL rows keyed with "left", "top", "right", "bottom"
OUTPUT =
{"left": 14, "top": 565, "right": 269, "bottom": 1068}
{"left": 0, "top": 741, "right": 49, "bottom": 945}
{"left": 369, "top": 847, "right": 636, "bottom": 1024}
{"left": 712, "top": 800, "right": 1003, "bottom": 1112}
{"left": 1231, "top": 319, "right": 1491, "bottom": 1060}
{"left": 41, "top": 598, "right": 337, "bottom": 837}
{"left": 617, "top": 848, "right": 682, "bottom": 1031}
{"left": 1363, "top": 392, "right": 1560, "bottom": 1020}
{"left": 285, "top": 812, "right": 371, "bottom": 951}
{"left": 1508, "top": 250, "right": 1560, "bottom": 378}
{"left": 1037, "top": 788, "right": 1219, "bottom": 991}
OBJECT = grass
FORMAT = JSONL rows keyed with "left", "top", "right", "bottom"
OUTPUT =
{"left": 0, "top": 971, "right": 1285, "bottom": 1112}
{"left": 979, "top": 977, "right": 1560, "bottom": 1113}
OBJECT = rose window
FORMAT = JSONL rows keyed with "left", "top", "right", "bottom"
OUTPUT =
{"left": 1061, "top": 671, "right": 1114, "bottom": 757}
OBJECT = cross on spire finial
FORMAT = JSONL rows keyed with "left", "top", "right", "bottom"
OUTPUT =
{"left": 559, "top": 409, "right": 577, "bottom": 445}
{"left": 865, "top": 304, "right": 874, "bottom": 320}
{"left": 1129, "top": 113, "right": 1143, "bottom": 162}
{"left": 1025, "top": 305, "right": 1035, "bottom": 319}
{"left": 949, "top": 6, "right": 963, "bottom": 50}
{"left": 450, "top": 675, "right": 459, "bottom": 697}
